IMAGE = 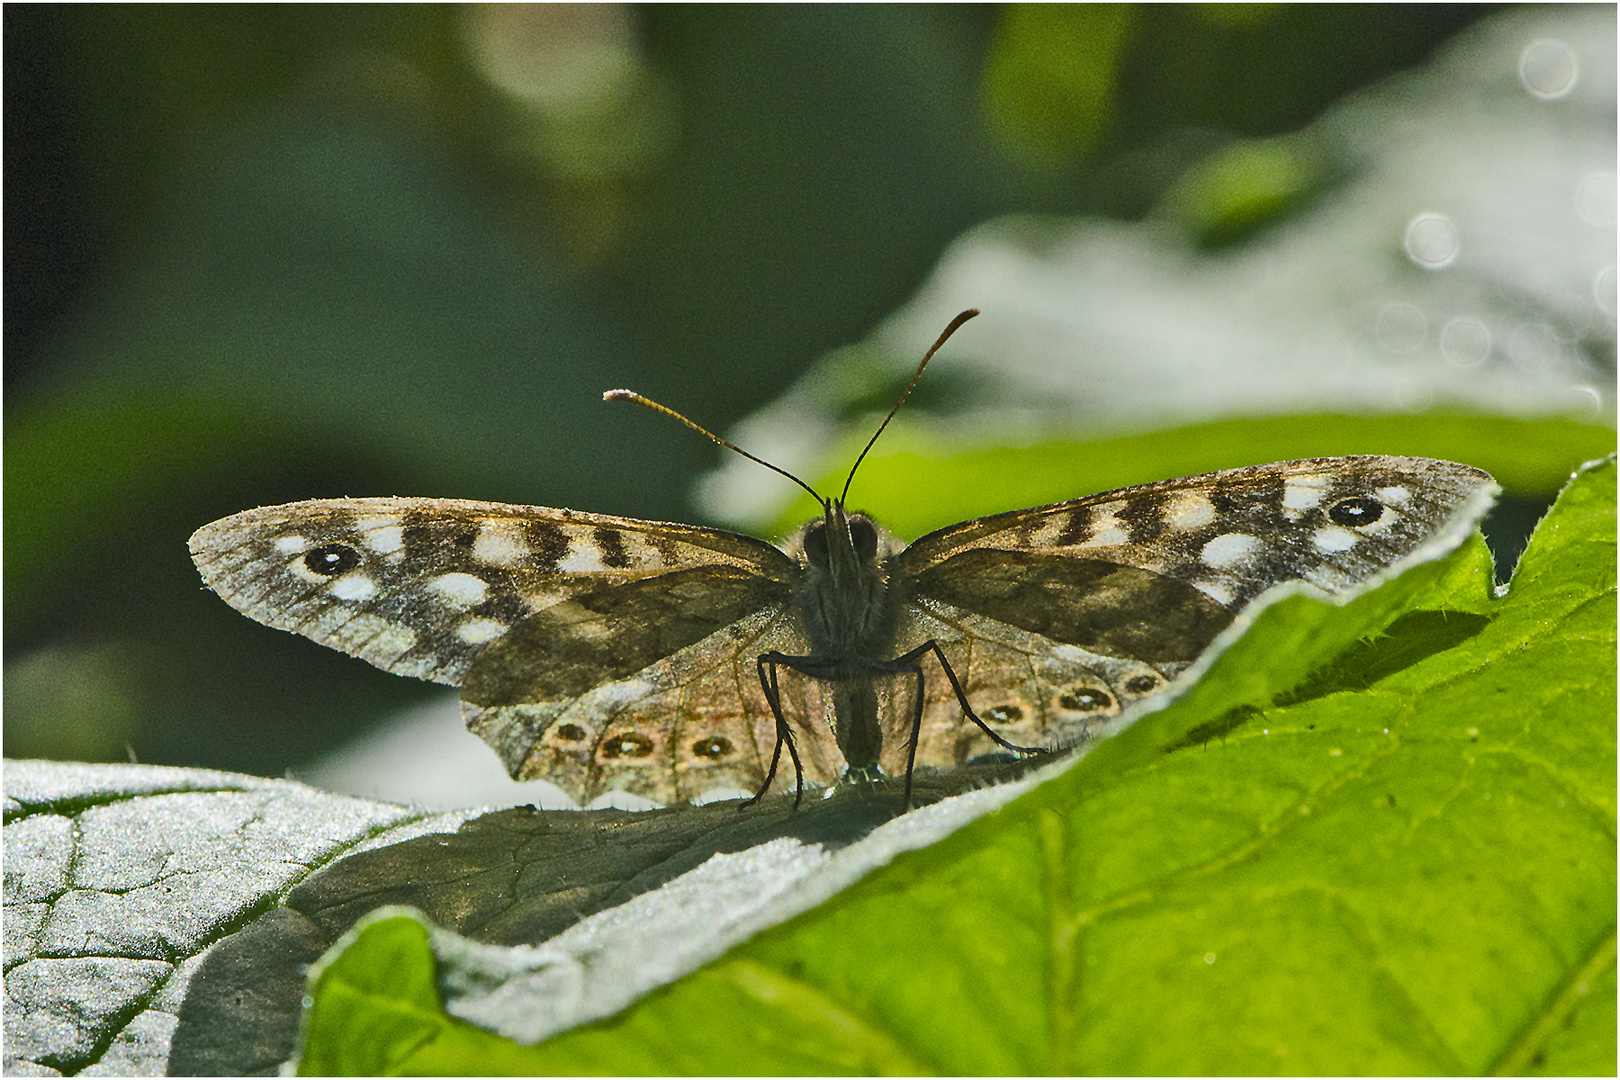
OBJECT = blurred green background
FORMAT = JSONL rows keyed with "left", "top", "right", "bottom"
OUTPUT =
{"left": 6, "top": 5, "right": 1609, "bottom": 785}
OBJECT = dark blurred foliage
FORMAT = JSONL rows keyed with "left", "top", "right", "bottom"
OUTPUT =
{"left": 4, "top": 4, "right": 1495, "bottom": 776}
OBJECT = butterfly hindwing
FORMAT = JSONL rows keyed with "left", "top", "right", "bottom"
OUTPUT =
{"left": 885, "top": 601, "right": 1180, "bottom": 774}
{"left": 459, "top": 564, "right": 843, "bottom": 803}
{"left": 462, "top": 585, "right": 848, "bottom": 804}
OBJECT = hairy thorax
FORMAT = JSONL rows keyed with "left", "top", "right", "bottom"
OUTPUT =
{"left": 789, "top": 514, "right": 903, "bottom": 672}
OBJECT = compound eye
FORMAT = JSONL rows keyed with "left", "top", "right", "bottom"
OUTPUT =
{"left": 849, "top": 518, "right": 879, "bottom": 560}
{"left": 803, "top": 521, "right": 829, "bottom": 567}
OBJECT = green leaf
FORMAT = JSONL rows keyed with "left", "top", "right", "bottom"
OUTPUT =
{"left": 980, "top": 5, "right": 1133, "bottom": 164}
{"left": 298, "top": 456, "right": 1614, "bottom": 1074}
{"left": 298, "top": 914, "right": 443, "bottom": 1075}
{"left": 1157, "top": 134, "right": 1329, "bottom": 248}
{"left": 298, "top": 910, "right": 574, "bottom": 1077}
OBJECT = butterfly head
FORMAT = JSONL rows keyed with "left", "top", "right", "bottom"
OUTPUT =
{"left": 802, "top": 499, "right": 882, "bottom": 576}
{"left": 796, "top": 498, "right": 898, "bottom": 661}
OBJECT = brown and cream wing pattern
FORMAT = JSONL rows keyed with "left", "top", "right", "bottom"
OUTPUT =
{"left": 890, "top": 456, "right": 1496, "bottom": 768}
{"left": 189, "top": 496, "right": 798, "bottom": 688}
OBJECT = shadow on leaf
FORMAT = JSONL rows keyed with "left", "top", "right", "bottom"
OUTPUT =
{"left": 167, "top": 760, "right": 1042, "bottom": 1075}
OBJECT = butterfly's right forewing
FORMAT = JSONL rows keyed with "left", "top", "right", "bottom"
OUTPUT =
{"left": 893, "top": 456, "right": 1496, "bottom": 769}
{"left": 902, "top": 457, "right": 1494, "bottom": 609}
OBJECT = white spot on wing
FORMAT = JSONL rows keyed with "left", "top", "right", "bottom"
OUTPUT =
{"left": 1376, "top": 485, "right": 1411, "bottom": 506}
{"left": 558, "top": 546, "right": 608, "bottom": 573}
{"left": 457, "top": 617, "right": 508, "bottom": 644}
{"left": 357, "top": 518, "right": 404, "bottom": 555}
{"left": 328, "top": 573, "right": 377, "bottom": 601}
{"left": 1313, "top": 526, "right": 1359, "bottom": 553}
{"left": 1077, "top": 526, "right": 1129, "bottom": 549}
{"left": 428, "top": 572, "right": 489, "bottom": 609}
{"left": 1195, "top": 580, "right": 1235, "bottom": 605}
{"left": 1282, "top": 478, "right": 1329, "bottom": 511}
{"left": 1166, "top": 493, "right": 1216, "bottom": 531}
{"left": 274, "top": 535, "right": 308, "bottom": 553}
{"left": 473, "top": 520, "right": 530, "bottom": 567}
{"left": 1201, "top": 533, "right": 1260, "bottom": 568}
{"left": 1075, "top": 506, "right": 1128, "bottom": 549}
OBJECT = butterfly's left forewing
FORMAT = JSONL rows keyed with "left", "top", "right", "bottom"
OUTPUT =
{"left": 891, "top": 456, "right": 1496, "bottom": 769}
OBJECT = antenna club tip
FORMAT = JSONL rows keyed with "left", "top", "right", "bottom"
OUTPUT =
{"left": 603, "top": 389, "right": 635, "bottom": 402}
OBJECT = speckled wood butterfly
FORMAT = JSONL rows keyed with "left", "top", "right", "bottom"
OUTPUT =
{"left": 189, "top": 312, "right": 1496, "bottom": 808}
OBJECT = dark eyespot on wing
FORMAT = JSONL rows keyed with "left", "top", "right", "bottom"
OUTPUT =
{"left": 1125, "top": 673, "right": 1162, "bottom": 694}
{"left": 462, "top": 565, "right": 790, "bottom": 707}
{"left": 600, "top": 731, "right": 655, "bottom": 759}
{"left": 911, "top": 548, "right": 1232, "bottom": 664}
{"left": 1058, "top": 687, "right": 1113, "bottom": 712}
{"left": 305, "top": 544, "right": 361, "bottom": 577}
{"left": 691, "top": 735, "right": 734, "bottom": 760}
{"left": 1329, "top": 497, "right": 1384, "bottom": 527}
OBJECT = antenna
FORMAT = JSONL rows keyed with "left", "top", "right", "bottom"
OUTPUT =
{"left": 840, "top": 308, "right": 978, "bottom": 504}
{"left": 603, "top": 389, "right": 824, "bottom": 504}
{"left": 606, "top": 307, "right": 978, "bottom": 511}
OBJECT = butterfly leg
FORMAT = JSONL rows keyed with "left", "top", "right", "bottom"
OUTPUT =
{"left": 900, "top": 658, "right": 927, "bottom": 810}
{"left": 770, "top": 661, "right": 807, "bottom": 809}
{"left": 742, "top": 655, "right": 805, "bottom": 810}
{"left": 889, "top": 639, "right": 1047, "bottom": 760}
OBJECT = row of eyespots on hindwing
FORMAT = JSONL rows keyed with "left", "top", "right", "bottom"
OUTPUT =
{"left": 527, "top": 705, "right": 754, "bottom": 802}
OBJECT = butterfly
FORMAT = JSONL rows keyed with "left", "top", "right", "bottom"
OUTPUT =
{"left": 189, "top": 312, "right": 1497, "bottom": 809}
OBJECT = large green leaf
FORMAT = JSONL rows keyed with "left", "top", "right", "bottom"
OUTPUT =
{"left": 296, "top": 458, "right": 1614, "bottom": 1074}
